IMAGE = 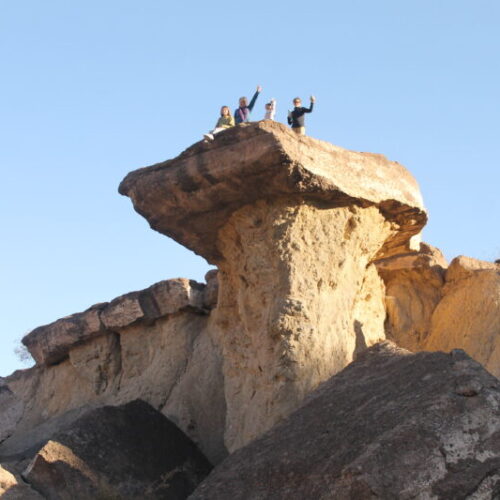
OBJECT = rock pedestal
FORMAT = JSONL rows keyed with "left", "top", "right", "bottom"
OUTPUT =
{"left": 214, "top": 201, "right": 393, "bottom": 449}
{"left": 119, "top": 121, "right": 426, "bottom": 451}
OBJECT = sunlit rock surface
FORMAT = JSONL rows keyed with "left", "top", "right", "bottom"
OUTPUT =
{"left": 191, "top": 342, "right": 500, "bottom": 499}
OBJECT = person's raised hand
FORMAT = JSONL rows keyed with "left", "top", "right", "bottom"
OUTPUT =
{"left": 257, "top": 85, "right": 263, "bottom": 92}
{"left": 310, "top": 95, "right": 316, "bottom": 103}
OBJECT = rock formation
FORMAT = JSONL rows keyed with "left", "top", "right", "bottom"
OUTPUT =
{"left": 2, "top": 277, "right": 226, "bottom": 466}
{"left": 22, "top": 400, "right": 211, "bottom": 500}
{"left": 425, "top": 256, "right": 500, "bottom": 377}
{"left": 119, "top": 120, "right": 426, "bottom": 450}
{"left": 2, "top": 121, "right": 500, "bottom": 499}
{"left": 191, "top": 342, "right": 500, "bottom": 499}
{"left": 376, "top": 242, "right": 447, "bottom": 351}
{"left": 380, "top": 250, "right": 500, "bottom": 379}
{"left": 0, "top": 465, "right": 43, "bottom": 499}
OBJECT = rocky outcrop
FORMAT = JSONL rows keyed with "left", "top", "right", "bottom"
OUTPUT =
{"left": 191, "top": 342, "right": 500, "bottom": 500}
{"left": 119, "top": 121, "right": 427, "bottom": 451}
{"left": 23, "top": 278, "right": 209, "bottom": 366}
{"left": 2, "top": 277, "right": 226, "bottom": 466}
{"left": 3, "top": 120, "right": 500, "bottom": 500}
{"left": 0, "top": 380, "right": 24, "bottom": 445}
{"left": 377, "top": 243, "right": 447, "bottom": 351}
{"left": 212, "top": 201, "right": 392, "bottom": 450}
{"left": 22, "top": 400, "right": 211, "bottom": 500}
{"left": 425, "top": 256, "right": 500, "bottom": 378}
{"left": 379, "top": 250, "right": 500, "bottom": 379}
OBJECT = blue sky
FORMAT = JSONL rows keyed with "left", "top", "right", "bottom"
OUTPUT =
{"left": 1, "top": 1, "right": 499, "bottom": 376}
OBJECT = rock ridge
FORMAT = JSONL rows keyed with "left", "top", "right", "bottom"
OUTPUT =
{"left": 23, "top": 276, "right": 213, "bottom": 366}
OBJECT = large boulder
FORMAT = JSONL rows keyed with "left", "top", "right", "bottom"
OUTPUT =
{"left": 119, "top": 121, "right": 427, "bottom": 451}
{"left": 22, "top": 400, "right": 212, "bottom": 500}
{"left": 3, "top": 280, "right": 226, "bottom": 466}
{"left": 2, "top": 319, "right": 226, "bottom": 467}
{"left": 191, "top": 342, "right": 500, "bottom": 499}
{"left": 119, "top": 121, "right": 426, "bottom": 263}
{"left": 0, "top": 465, "right": 43, "bottom": 499}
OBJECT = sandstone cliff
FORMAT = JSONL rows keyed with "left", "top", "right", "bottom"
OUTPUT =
{"left": 379, "top": 250, "right": 500, "bottom": 378}
{"left": 2, "top": 276, "right": 226, "bottom": 466}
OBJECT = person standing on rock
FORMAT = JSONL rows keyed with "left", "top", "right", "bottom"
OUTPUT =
{"left": 234, "top": 85, "right": 262, "bottom": 124}
{"left": 264, "top": 98, "right": 277, "bottom": 121}
{"left": 287, "top": 95, "right": 315, "bottom": 135}
{"left": 203, "top": 105, "right": 235, "bottom": 141}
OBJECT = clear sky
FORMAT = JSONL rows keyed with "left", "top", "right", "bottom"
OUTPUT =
{"left": 1, "top": 1, "right": 499, "bottom": 376}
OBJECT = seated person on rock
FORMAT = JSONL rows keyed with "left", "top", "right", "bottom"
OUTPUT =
{"left": 203, "top": 106, "right": 235, "bottom": 141}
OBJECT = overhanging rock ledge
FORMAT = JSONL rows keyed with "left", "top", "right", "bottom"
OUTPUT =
{"left": 118, "top": 121, "right": 426, "bottom": 263}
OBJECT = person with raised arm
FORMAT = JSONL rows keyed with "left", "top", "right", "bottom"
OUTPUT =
{"left": 264, "top": 98, "right": 277, "bottom": 121}
{"left": 234, "top": 85, "right": 262, "bottom": 124}
{"left": 287, "top": 95, "right": 316, "bottom": 135}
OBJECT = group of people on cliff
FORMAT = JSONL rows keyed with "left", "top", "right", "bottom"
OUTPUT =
{"left": 203, "top": 85, "right": 316, "bottom": 141}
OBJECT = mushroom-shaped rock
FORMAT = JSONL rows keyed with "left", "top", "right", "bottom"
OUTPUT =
{"left": 119, "top": 121, "right": 427, "bottom": 451}
{"left": 119, "top": 121, "right": 425, "bottom": 263}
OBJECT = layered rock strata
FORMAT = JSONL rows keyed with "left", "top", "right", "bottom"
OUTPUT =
{"left": 191, "top": 342, "right": 500, "bottom": 500}
{"left": 2, "top": 276, "right": 226, "bottom": 465}
{"left": 22, "top": 277, "right": 209, "bottom": 366}
{"left": 119, "top": 121, "right": 427, "bottom": 451}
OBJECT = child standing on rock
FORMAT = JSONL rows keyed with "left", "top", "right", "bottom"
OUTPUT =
{"left": 287, "top": 95, "right": 315, "bottom": 135}
{"left": 203, "top": 106, "right": 235, "bottom": 141}
{"left": 264, "top": 98, "right": 276, "bottom": 120}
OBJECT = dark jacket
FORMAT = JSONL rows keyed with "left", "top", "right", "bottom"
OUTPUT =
{"left": 288, "top": 103, "right": 314, "bottom": 128}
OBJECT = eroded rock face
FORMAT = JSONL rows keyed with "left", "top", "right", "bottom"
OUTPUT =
{"left": 213, "top": 199, "right": 393, "bottom": 450}
{"left": 23, "top": 278, "right": 208, "bottom": 366}
{"left": 377, "top": 243, "right": 447, "bottom": 351}
{"left": 22, "top": 400, "right": 212, "bottom": 500}
{"left": 0, "top": 380, "right": 24, "bottom": 444}
{"left": 119, "top": 121, "right": 427, "bottom": 452}
{"left": 425, "top": 256, "right": 500, "bottom": 378}
{"left": 378, "top": 250, "right": 500, "bottom": 379}
{"left": 191, "top": 342, "right": 500, "bottom": 500}
{"left": 0, "top": 296, "right": 227, "bottom": 463}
